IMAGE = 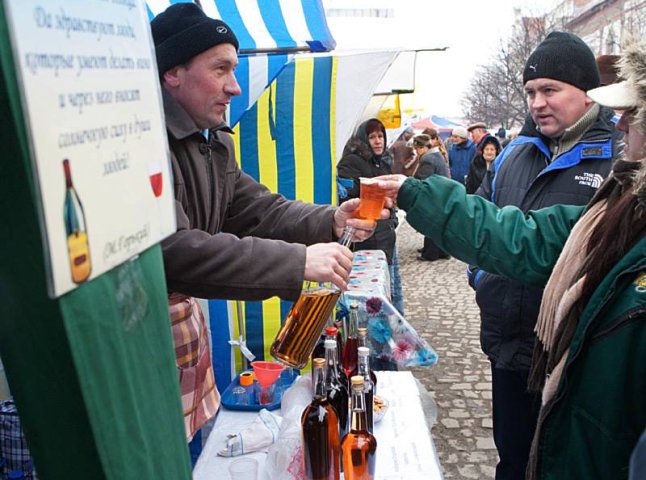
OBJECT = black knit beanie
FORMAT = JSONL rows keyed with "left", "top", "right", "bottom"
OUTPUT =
{"left": 523, "top": 31, "right": 600, "bottom": 91}
{"left": 151, "top": 3, "right": 239, "bottom": 75}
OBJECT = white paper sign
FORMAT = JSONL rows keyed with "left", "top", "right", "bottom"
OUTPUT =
{"left": 5, "top": 0, "right": 175, "bottom": 297}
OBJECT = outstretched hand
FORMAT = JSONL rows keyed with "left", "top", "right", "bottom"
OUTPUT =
{"left": 372, "top": 174, "right": 408, "bottom": 201}
{"left": 304, "top": 242, "right": 354, "bottom": 291}
{"left": 332, "top": 197, "right": 393, "bottom": 241}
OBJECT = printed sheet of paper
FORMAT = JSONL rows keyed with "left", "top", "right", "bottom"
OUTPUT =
{"left": 5, "top": 0, "right": 175, "bottom": 297}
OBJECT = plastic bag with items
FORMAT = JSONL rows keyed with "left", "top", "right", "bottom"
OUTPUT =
{"left": 348, "top": 250, "right": 438, "bottom": 368}
{"left": 264, "top": 375, "right": 312, "bottom": 480}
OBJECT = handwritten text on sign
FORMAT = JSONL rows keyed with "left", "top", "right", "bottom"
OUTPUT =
{"left": 6, "top": 0, "right": 175, "bottom": 297}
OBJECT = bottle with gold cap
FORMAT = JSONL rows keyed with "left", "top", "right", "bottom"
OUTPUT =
{"left": 341, "top": 376, "right": 377, "bottom": 479}
{"left": 302, "top": 358, "right": 341, "bottom": 480}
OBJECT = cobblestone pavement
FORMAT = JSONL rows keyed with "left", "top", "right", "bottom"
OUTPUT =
{"left": 396, "top": 220, "right": 499, "bottom": 479}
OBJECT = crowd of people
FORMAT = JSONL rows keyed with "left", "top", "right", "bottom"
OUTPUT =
{"left": 150, "top": 3, "right": 643, "bottom": 479}
{"left": 376, "top": 33, "right": 645, "bottom": 480}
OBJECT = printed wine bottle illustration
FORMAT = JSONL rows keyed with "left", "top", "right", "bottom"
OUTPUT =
{"left": 63, "top": 159, "right": 91, "bottom": 283}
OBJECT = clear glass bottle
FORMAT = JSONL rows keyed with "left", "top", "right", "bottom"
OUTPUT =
{"left": 324, "top": 339, "right": 349, "bottom": 438}
{"left": 341, "top": 376, "right": 377, "bottom": 480}
{"left": 342, "top": 303, "right": 360, "bottom": 377}
{"left": 354, "top": 331, "right": 377, "bottom": 394}
{"left": 302, "top": 358, "right": 341, "bottom": 480}
{"left": 356, "top": 347, "right": 374, "bottom": 432}
{"left": 271, "top": 230, "right": 354, "bottom": 369}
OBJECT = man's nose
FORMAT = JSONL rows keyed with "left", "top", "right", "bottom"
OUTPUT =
{"left": 532, "top": 92, "right": 547, "bottom": 108}
{"left": 225, "top": 73, "right": 242, "bottom": 97}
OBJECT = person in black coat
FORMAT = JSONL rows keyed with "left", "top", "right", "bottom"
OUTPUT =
{"left": 337, "top": 118, "right": 397, "bottom": 264}
{"left": 465, "top": 136, "right": 501, "bottom": 194}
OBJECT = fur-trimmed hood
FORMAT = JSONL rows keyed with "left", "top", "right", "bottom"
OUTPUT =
{"left": 585, "top": 39, "right": 646, "bottom": 218}
{"left": 617, "top": 39, "right": 646, "bottom": 145}
{"left": 616, "top": 39, "right": 646, "bottom": 212}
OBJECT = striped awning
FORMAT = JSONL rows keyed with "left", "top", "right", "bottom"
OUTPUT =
{"left": 145, "top": 0, "right": 335, "bottom": 54}
{"left": 146, "top": 0, "right": 336, "bottom": 125}
{"left": 212, "top": 50, "right": 398, "bottom": 382}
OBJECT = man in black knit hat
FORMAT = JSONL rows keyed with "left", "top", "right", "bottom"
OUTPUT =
{"left": 466, "top": 31, "right": 621, "bottom": 480}
{"left": 149, "top": 3, "right": 383, "bottom": 462}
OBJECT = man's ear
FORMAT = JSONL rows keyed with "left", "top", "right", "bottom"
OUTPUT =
{"left": 163, "top": 66, "right": 182, "bottom": 88}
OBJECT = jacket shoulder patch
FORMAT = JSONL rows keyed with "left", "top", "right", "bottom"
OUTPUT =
{"left": 581, "top": 146, "right": 603, "bottom": 158}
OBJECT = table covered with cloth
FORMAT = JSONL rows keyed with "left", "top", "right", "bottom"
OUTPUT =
{"left": 194, "top": 371, "right": 443, "bottom": 479}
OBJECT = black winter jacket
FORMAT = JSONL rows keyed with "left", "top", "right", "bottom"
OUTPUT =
{"left": 469, "top": 107, "right": 620, "bottom": 371}
{"left": 337, "top": 123, "right": 397, "bottom": 264}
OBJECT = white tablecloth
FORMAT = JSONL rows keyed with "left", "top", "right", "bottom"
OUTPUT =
{"left": 194, "top": 371, "right": 443, "bottom": 479}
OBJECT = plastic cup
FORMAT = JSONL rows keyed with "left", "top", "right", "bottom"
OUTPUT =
{"left": 228, "top": 457, "right": 258, "bottom": 480}
{"left": 251, "top": 361, "right": 284, "bottom": 405}
{"left": 359, "top": 177, "right": 387, "bottom": 220}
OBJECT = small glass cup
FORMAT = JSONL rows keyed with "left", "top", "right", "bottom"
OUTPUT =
{"left": 230, "top": 386, "right": 249, "bottom": 405}
{"left": 228, "top": 457, "right": 258, "bottom": 480}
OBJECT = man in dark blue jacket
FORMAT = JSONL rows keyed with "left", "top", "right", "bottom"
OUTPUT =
{"left": 467, "top": 31, "right": 621, "bottom": 480}
{"left": 448, "top": 126, "right": 476, "bottom": 185}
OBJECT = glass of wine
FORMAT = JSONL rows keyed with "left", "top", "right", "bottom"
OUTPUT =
{"left": 148, "top": 158, "right": 163, "bottom": 197}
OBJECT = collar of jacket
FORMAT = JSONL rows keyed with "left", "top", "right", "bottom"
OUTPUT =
{"left": 162, "top": 89, "right": 234, "bottom": 141}
{"left": 550, "top": 103, "right": 600, "bottom": 158}
{"left": 519, "top": 106, "right": 617, "bottom": 145}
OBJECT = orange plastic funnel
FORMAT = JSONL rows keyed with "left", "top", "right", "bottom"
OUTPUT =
{"left": 251, "top": 361, "right": 284, "bottom": 387}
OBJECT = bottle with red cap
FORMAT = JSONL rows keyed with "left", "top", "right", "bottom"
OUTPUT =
{"left": 312, "top": 323, "right": 343, "bottom": 365}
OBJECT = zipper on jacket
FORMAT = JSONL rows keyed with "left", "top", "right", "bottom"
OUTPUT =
{"left": 589, "top": 306, "right": 646, "bottom": 344}
{"left": 203, "top": 138, "right": 216, "bottom": 229}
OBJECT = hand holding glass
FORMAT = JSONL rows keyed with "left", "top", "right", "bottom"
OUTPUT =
{"left": 343, "top": 177, "right": 388, "bottom": 241}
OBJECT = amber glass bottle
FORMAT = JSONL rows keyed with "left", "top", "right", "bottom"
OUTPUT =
{"left": 341, "top": 376, "right": 377, "bottom": 479}
{"left": 302, "top": 358, "right": 340, "bottom": 480}
{"left": 272, "top": 229, "right": 353, "bottom": 369}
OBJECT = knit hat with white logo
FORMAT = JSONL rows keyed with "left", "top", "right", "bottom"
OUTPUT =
{"left": 151, "top": 3, "right": 239, "bottom": 75}
{"left": 523, "top": 31, "right": 600, "bottom": 92}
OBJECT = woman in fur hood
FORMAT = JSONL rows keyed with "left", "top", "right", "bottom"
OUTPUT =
{"left": 375, "top": 39, "right": 646, "bottom": 479}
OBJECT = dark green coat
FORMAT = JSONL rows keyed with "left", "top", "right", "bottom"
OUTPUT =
{"left": 398, "top": 175, "right": 646, "bottom": 479}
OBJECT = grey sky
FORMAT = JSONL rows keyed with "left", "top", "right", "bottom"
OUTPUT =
{"left": 323, "top": 0, "right": 559, "bottom": 118}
